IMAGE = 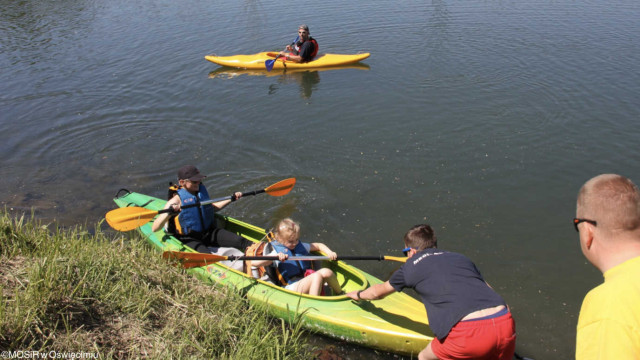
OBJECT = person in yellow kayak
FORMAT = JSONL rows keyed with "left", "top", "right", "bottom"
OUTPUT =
{"left": 279, "top": 24, "right": 318, "bottom": 63}
{"left": 574, "top": 174, "right": 640, "bottom": 359}
{"left": 250, "top": 218, "right": 342, "bottom": 296}
{"left": 347, "top": 224, "right": 516, "bottom": 360}
{"left": 151, "top": 165, "right": 253, "bottom": 253}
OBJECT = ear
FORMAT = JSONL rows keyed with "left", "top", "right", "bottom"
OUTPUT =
{"left": 583, "top": 223, "right": 595, "bottom": 250}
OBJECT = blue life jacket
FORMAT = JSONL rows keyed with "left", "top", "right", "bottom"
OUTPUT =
{"left": 175, "top": 185, "right": 215, "bottom": 235}
{"left": 271, "top": 241, "right": 312, "bottom": 284}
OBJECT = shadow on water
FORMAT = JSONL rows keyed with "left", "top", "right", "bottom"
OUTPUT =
{"left": 208, "top": 63, "right": 370, "bottom": 99}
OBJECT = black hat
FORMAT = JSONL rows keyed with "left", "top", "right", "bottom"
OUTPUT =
{"left": 177, "top": 165, "right": 206, "bottom": 181}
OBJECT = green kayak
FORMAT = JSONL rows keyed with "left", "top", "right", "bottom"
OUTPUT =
{"left": 112, "top": 190, "right": 433, "bottom": 356}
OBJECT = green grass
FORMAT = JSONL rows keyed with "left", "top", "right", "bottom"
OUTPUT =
{"left": 0, "top": 211, "right": 313, "bottom": 359}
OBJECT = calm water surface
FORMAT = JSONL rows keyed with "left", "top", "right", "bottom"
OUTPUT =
{"left": 2, "top": 0, "right": 640, "bottom": 358}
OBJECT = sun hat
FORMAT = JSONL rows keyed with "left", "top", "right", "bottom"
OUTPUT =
{"left": 177, "top": 165, "right": 206, "bottom": 181}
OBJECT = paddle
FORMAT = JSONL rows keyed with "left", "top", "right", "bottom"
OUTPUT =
{"left": 265, "top": 36, "right": 298, "bottom": 71}
{"left": 106, "top": 177, "right": 296, "bottom": 231}
{"left": 163, "top": 250, "right": 407, "bottom": 269}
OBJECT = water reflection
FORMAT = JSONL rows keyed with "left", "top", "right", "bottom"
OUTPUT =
{"left": 267, "top": 71, "right": 320, "bottom": 99}
{"left": 208, "top": 63, "right": 369, "bottom": 99}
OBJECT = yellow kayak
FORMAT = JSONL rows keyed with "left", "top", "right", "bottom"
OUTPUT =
{"left": 205, "top": 52, "right": 371, "bottom": 70}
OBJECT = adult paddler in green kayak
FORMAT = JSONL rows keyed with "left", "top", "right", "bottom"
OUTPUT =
{"left": 279, "top": 24, "right": 319, "bottom": 63}
{"left": 151, "top": 165, "right": 253, "bottom": 254}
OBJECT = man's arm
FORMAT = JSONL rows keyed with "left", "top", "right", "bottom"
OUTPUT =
{"left": 280, "top": 42, "right": 314, "bottom": 63}
{"left": 346, "top": 281, "right": 396, "bottom": 301}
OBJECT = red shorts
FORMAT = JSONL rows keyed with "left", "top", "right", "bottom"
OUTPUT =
{"left": 431, "top": 311, "right": 516, "bottom": 360}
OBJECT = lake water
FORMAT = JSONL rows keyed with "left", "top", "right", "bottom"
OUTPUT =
{"left": 2, "top": 0, "right": 639, "bottom": 358}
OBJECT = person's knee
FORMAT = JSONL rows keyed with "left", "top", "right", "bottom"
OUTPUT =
{"left": 317, "top": 268, "right": 334, "bottom": 278}
{"left": 309, "top": 272, "right": 325, "bottom": 282}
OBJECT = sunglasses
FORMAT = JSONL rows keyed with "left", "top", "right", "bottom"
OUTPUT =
{"left": 573, "top": 218, "right": 597, "bottom": 232}
{"left": 402, "top": 247, "right": 412, "bottom": 257}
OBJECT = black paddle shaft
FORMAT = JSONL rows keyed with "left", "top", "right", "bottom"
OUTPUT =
{"left": 223, "top": 255, "right": 387, "bottom": 261}
{"left": 157, "top": 189, "right": 266, "bottom": 215}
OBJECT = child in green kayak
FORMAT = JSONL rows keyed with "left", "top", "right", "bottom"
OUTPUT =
{"left": 251, "top": 218, "right": 342, "bottom": 296}
{"left": 151, "top": 165, "right": 253, "bottom": 254}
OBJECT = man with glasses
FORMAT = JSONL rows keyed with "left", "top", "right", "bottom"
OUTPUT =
{"left": 152, "top": 165, "right": 253, "bottom": 254}
{"left": 574, "top": 174, "right": 640, "bottom": 359}
{"left": 346, "top": 224, "right": 515, "bottom": 360}
{"left": 279, "top": 24, "right": 318, "bottom": 63}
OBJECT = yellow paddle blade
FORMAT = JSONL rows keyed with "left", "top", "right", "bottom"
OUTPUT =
{"left": 382, "top": 256, "right": 408, "bottom": 263}
{"left": 105, "top": 207, "right": 159, "bottom": 232}
{"left": 265, "top": 178, "right": 296, "bottom": 197}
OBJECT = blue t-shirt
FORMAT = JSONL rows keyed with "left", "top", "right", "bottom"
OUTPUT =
{"left": 389, "top": 249, "right": 506, "bottom": 340}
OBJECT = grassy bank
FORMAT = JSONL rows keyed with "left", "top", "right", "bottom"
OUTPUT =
{"left": 0, "top": 211, "right": 312, "bottom": 359}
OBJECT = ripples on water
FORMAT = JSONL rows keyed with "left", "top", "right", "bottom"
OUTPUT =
{"left": 1, "top": 0, "right": 640, "bottom": 358}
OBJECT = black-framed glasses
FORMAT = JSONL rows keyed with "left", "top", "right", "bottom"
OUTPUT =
{"left": 573, "top": 218, "right": 597, "bottom": 232}
{"left": 402, "top": 247, "right": 412, "bottom": 256}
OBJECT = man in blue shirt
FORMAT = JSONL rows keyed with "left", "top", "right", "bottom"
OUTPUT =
{"left": 347, "top": 224, "right": 516, "bottom": 360}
